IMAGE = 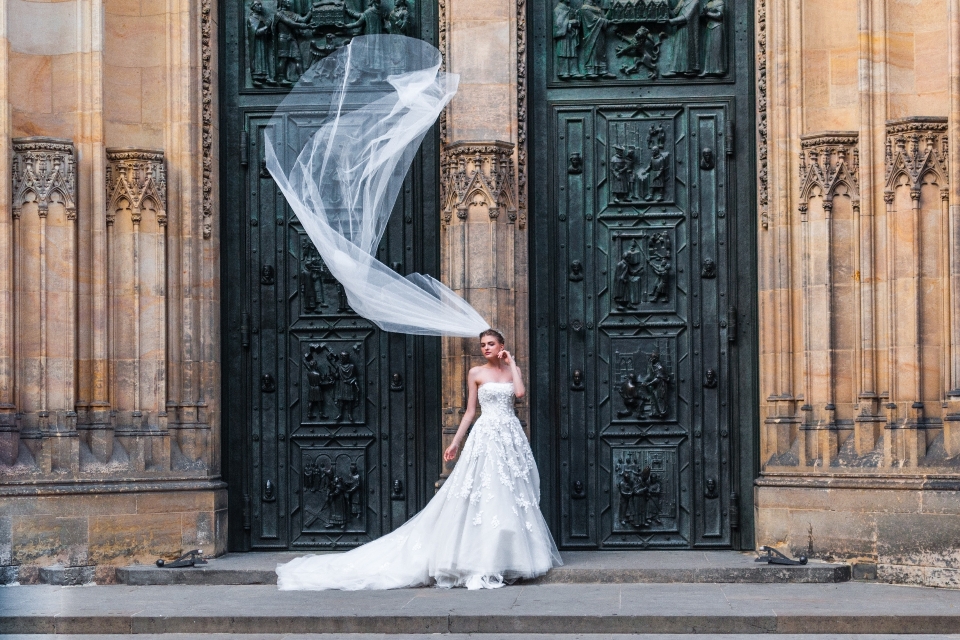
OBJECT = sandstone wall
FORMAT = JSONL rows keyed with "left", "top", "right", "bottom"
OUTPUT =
{"left": 757, "top": 0, "right": 960, "bottom": 586}
{"left": 0, "top": 0, "right": 223, "bottom": 584}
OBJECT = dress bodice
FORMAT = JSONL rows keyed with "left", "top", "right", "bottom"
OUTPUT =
{"left": 477, "top": 382, "right": 515, "bottom": 419}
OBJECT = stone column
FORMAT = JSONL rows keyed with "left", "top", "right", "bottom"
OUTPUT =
{"left": 437, "top": 0, "right": 527, "bottom": 486}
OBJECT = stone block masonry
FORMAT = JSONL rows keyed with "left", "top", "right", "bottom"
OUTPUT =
{"left": 0, "top": 1, "right": 223, "bottom": 580}
{"left": 757, "top": 0, "right": 960, "bottom": 586}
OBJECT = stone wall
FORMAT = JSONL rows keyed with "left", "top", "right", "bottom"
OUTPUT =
{"left": 0, "top": 0, "right": 223, "bottom": 584}
{"left": 756, "top": 0, "right": 960, "bottom": 586}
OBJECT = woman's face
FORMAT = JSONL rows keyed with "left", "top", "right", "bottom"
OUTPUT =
{"left": 480, "top": 336, "right": 503, "bottom": 360}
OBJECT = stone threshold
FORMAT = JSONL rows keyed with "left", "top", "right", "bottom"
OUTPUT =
{"left": 114, "top": 550, "right": 849, "bottom": 586}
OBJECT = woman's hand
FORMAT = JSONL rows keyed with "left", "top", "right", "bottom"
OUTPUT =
{"left": 498, "top": 350, "right": 515, "bottom": 367}
{"left": 443, "top": 441, "right": 460, "bottom": 461}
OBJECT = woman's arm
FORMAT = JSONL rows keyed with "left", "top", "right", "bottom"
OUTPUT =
{"left": 500, "top": 350, "right": 525, "bottom": 398}
{"left": 443, "top": 368, "right": 479, "bottom": 461}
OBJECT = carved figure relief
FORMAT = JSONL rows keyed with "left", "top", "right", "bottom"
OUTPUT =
{"left": 612, "top": 447, "right": 676, "bottom": 531}
{"left": 301, "top": 342, "right": 362, "bottom": 423}
{"left": 300, "top": 244, "right": 330, "bottom": 312}
{"left": 700, "top": 0, "right": 726, "bottom": 76}
{"left": 612, "top": 231, "right": 672, "bottom": 311}
{"left": 616, "top": 342, "right": 672, "bottom": 419}
{"left": 299, "top": 241, "right": 355, "bottom": 315}
{"left": 608, "top": 120, "right": 672, "bottom": 205}
{"left": 551, "top": 0, "right": 727, "bottom": 82}
{"left": 302, "top": 453, "right": 363, "bottom": 530}
{"left": 248, "top": 2, "right": 273, "bottom": 85}
{"left": 330, "top": 349, "right": 361, "bottom": 421}
{"left": 578, "top": 0, "right": 615, "bottom": 79}
{"left": 662, "top": 0, "right": 700, "bottom": 77}
{"left": 244, "top": 0, "right": 414, "bottom": 88}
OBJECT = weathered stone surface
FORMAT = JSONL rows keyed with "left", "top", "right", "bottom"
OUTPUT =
{"left": 37, "top": 564, "right": 95, "bottom": 586}
{"left": 0, "top": 565, "right": 18, "bottom": 585}
{"left": 10, "top": 515, "right": 88, "bottom": 566}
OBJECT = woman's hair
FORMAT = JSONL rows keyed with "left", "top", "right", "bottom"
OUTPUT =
{"left": 479, "top": 328, "right": 505, "bottom": 345}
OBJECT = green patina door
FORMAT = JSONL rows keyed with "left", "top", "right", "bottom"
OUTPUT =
{"left": 529, "top": 0, "right": 758, "bottom": 549}
{"left": 220, "top": 0, "right": 442, "bottom": 551}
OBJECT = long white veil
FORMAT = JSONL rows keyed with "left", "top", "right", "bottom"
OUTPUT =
{"left": 265, "top": 35, "right": 489, "bottom": 336}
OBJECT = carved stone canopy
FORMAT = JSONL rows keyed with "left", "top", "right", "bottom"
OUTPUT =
{"left": 106, "top": 148, "right": 168, "bottom": 226}
{"left": 12, "top": 137, "right": 77, "bottom": 220}
{"left": 798, "top": 131, "right": 860, "bottom": 213}
{"left": 884, "top": 116, "right": 949, "bottom": 198}
{"left": 441, "top": 141, "right": 518, "bottom": 224}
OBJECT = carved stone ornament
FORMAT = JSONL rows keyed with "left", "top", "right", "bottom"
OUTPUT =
{"left": 441, "top": 141, "right": 518, "bottom": 224}
{"left": 798, "top": 132, "right": 860, "bottom": 214}
{"left": 202, "top": 0, "right": 214, "bottom": 238}
{"left": 11, "top": 137, "right": 77, "bottom": 220}
{"left": 755, "top": 0, "right": 768, "bottom": 229}
{"left": 883, "top": 117, "right": 949, "bottom": 197}
{"left": 106, "top": 149, "right": 167, "bottom": 226}
{"left": 516, "top": 0, "right": 528, "bottom": 228}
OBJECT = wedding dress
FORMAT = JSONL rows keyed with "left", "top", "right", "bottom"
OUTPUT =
{"left": 276, "top": 382, "right": 562, "bottom": 590}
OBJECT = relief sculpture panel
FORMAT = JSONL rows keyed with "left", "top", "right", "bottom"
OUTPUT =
{"left": 552, "top": 0, "right": 727, "bottom": 82}
{"left": 611, "top": 229, "right": 675, "bottom": 314}
{"left": 245, "top": 0, "right": 413, "bottom": 89}
{"left": 612, "top": 446, "right": 677, "bottom": 532}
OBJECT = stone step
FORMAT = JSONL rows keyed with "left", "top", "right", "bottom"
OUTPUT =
{"left": 3, "top": 582, "right": 960, "bottom": 635}
{"left": 115, "top": 550, "right": 850, "bottom": 586}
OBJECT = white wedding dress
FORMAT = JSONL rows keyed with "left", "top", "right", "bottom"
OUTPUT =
{"left": 276, "top": 382, "right": 562, "bottom": 590}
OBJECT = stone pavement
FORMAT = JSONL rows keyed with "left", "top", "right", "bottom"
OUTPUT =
{"left": 4, "top": 582, "right": 960, "bottom": 635}
{"left": 115, "top": 551, "right": 849, "bottom": 586}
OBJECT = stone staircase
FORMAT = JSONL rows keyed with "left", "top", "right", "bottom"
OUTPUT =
{"left": 6, "top": 552, "right": 959, "bottom": 637}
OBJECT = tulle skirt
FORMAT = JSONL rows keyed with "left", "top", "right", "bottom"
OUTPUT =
{"left": 276, "top": 414, "right": 562, "bottom": 590}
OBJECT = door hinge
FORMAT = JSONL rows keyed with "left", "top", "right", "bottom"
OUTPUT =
{"left": 241, "top": 312, "right": 251, "bottom": 348}
{"left": 727, "top": 306, "right": 737, "bottom": 343}
{"left": 729, "top": 491, "right": 740, "bottom": 529}
{"left": 724, "top": 118, "right": 734, "bottom": 156}
{"left": 240, "top": 130, "right": 249, "bottom": 167}
{"left": 242, "top": 493, "right": 251, "bottom": 531}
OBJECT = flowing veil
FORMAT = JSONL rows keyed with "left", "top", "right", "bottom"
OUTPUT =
{"left": 265, "top": 35, "right": 489, "bottom": 336}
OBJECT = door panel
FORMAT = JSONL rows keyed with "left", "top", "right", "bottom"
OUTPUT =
{"left": 222, "top": 0, "right": 441, "bottom": 551}
{"left": 530, "top": 0, "right": 757, "bottom": 549}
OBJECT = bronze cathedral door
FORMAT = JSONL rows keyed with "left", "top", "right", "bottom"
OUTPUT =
{"left": 220, "top": 0, "right": 442, "bottom": 551}
{"left": 529, "top": 0, "right": 758, "bottom": 549}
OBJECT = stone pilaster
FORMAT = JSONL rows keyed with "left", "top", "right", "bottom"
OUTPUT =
{"left": 882, "top": 117, "right": 950, "bottom": 458}
{"left": 10, "top": 137, "right": 79, "bottom": 474}
{"left": 797, "top": 133, "right": 860, "bottom": 466}
{"left": 0, "top": 0, "right": 14, "bottom": 464}
{"left": 439, "top": 141, "right": 523, "bottom": 485}
{"left": 105, "top": 149, "right": 170, "bottom": 471}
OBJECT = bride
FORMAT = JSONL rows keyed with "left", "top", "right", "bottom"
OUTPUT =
{"left": 277, "top": 329, "right": 562, "bottom": 590}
